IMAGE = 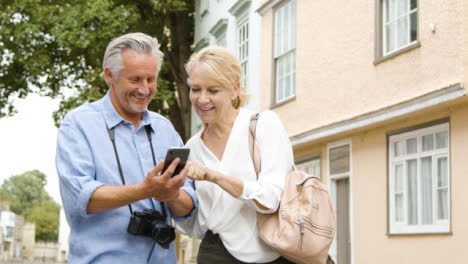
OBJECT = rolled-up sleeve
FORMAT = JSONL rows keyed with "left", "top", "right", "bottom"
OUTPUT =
{"left": 171, "top": 179, "right": 198, "bottom": 221}
{"left": 239, "top": 111, "right": 294, "bottom": 214}
{"left": 56, "top": 115, "right": 104, "bottom": 219}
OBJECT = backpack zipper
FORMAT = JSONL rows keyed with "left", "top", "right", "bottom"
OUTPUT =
{"left": 298, "top": 218, "right": 305, "bottom": 250}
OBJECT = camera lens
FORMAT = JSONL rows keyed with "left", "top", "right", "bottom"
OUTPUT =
{"left": 152, "top": 225, "right": 175, "bottom": 247}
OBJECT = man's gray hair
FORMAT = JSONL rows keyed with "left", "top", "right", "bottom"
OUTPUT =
{"left": 103, "top": 32, "right": 164, "bottom": 79}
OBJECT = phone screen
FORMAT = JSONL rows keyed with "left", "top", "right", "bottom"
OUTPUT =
{"left": 161, "top": 147, "right": 190, "bottom": 176}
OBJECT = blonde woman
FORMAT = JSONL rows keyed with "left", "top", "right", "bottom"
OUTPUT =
{"left": 178, "top": 46, "right": 294, "bottom": 264}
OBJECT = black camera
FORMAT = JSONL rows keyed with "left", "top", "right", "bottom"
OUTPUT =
{"left": 127, "top": 209, "right": 175, "bottom": 249}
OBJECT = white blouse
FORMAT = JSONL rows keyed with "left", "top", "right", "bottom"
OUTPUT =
{"left": 178, "top": 108, "right": 293, "bottom": 263}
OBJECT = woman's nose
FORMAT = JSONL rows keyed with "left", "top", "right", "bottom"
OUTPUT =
{"left": 198, "top": 92, "right": 210, "bottom": 103}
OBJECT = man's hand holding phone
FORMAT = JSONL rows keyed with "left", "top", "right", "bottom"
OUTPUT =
{"left": 142, "top": 148, "right": 190, "bottom": 201}
{"left": 161, "top": 148, "right": 190, "bottom": 176}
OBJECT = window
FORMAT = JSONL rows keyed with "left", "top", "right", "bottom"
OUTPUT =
{"left": 199, "top": 0, "right": 209, "bottom": 17}
{"left": 216, "top": 33, "right": 226, "bottom": 47}
{"left": 388, "top": 122, "right": 450, "bottom": 234}
{"left": 237, "top": 18, "right": 249, "bottom": 91}
{"left": 327, "top": 141, "right": 351, "bottom": 262}
{"left": 329, "top": 144, "right": 350, "bottom": 177}
{"left": 297, "top": 156, "right": 321, "bottom": 179}
{"left": 209, "top": 19, "right": 228, "bottom": 48}
{"left": 382, "top": 0, "right": 418, "bottom": 55}
{"left": 274, "top": 0, "right": 296, "bottom": 104}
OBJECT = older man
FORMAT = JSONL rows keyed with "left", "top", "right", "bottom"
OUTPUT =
{"left": 56, "top": 33, "right": 196, "bottom": 263}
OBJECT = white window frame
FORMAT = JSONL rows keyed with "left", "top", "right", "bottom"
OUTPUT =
{"left": 274, "top": 0, "right": 296, "bottom": 104}
{"left": 237, "top": 16, "right": 249, "bottom": 91}
{"left": 388, "top": 122, "right": 450, "bottom": 234}
{"left": 327, "top": 139, "right": 353, "bottom": 264}
{"left": 297, "top": 156, "right": 321, "bottom": 179}
{"left": 382, "top": 0, "right": 418, "bottom": 55}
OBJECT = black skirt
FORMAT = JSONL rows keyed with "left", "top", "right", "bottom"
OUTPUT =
{"left": 197, "top": 230, "right": 295, "bottom": 264}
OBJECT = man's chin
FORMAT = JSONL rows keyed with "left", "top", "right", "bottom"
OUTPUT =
{"left": 129, "top": 105, "right": 148, "bottom": 114}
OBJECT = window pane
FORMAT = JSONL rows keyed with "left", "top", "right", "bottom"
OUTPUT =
{"left": 394, "top": 140, "right": 403, "bottom": 157}
{"left": 276, "top": 58, "right": 284, "bottom": 101}
{"left": 410, "top": 0, "right": 417, "bottom": 10}
{"left": 395, "top": 164, "right": 404, "bottom": 192}
{"left": 395, "top": 194, "right": 404, "bottom": 222}
{"left": 283, "top": 2, "right": 290, "bottom": 51}
{"left": 437, "top": 157, "right": 448, "bottom": 188}
{"left": 385, "top": 0, "right": 396, "bottom": 22}
{"left": 241, "top": 62, "right": 247, "bottom": 90}
{"left": 290, "top": 1, "right": 296, "bottom": 49}
{"left": 437, "top": 189, "right": 448, "bottom": 220}
{"left": 274, "top": 9, "right": 281, "bottom": 56}
{"left": 410, "top": 11, "right": 417, "bottom": 41}
{"left": 397, "top": 0, "right": 409, "bottom": 17}
{"left": 330, "top": 145, "right": 350, "bottom": 175}
{"left": 436, "top": 131, "right": 448, "bottom": 149}
{"left": 422, "top": 134, "right": 433, "bottom": 151}
{"left": 275, "top": 2, "right": 295, "bottom": 103}
{"left": 407, "top": 159, "right": 418, "bottom": 225}
{"left": 291, "top": 52, "right": 296, "bottom": 96}
{"left": 278, "top": 79, "right": 284, "bottom": 101}
{"left": 397, "top": 17, "right": 409, "bottom": 48}
{"left": 406, "top": 137, "right": 417, "bottom": 154}
{"left": 386, "top": 23, "right": 396, "bottom": 53}
{"left": 421, "top": 157, "right": 433, "bottom": 224}
{"left": 397, "top": 0, "right": 408, "bottom": 17}
{"left": 285, "top": 74, "right": 291, "bottom": 99}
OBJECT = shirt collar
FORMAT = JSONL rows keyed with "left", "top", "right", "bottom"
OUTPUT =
{"left": 101, "top": 91, "right": 153, "bottom": 131}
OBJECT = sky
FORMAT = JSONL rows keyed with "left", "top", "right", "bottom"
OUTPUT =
{"left": 0, "top": 94, "right": 62, "bottom": 204}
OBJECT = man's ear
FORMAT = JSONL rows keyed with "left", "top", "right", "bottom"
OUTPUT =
{"left": 104, "top": 68, "right": 114, "bottom": 86}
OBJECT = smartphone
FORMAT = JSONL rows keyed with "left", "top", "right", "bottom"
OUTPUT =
{"left": 161, "top": 147, "right": 190, "bottom": 176}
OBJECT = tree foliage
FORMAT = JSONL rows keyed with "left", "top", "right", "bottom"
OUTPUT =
{"left": 0, "top": 0, "right": 194, "bottom": 141}
{"left": 28, "top": 199, "right": 61, "bottom": 242}
{"left": 0, "top": 170, "right": 60, "bottom": 241}
{"left": 0, "top": 170, "right": 49, "bottom": 216}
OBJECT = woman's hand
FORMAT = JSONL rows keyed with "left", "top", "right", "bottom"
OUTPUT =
{"left": 187, "top": 162, "right": 216, "bottom": 182}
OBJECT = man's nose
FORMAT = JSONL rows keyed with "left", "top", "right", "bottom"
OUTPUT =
{"left": 137, "top": 81, "right": 152, "bottom": 96}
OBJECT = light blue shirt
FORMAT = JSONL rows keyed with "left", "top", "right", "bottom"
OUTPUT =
{"left": 56, "top": 92, "right": 197, "bottom": 263}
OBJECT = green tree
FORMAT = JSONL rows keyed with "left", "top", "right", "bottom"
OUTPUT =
{"left": 1, "top": 170, "right": 60, "bottom": 241}
{"left": 0, "top": 0, "right": 194, "bottom": 141}
{"left": 28, "top": 199, "right": 60, "bottom": 241}
{"left": 0, "top": 170, "right": 49, "bottom": 216}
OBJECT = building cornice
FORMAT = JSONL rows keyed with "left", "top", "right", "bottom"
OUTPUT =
{"left": 229, "top": 0, "right": 251, "bottom": 17}
{"left": 290, "top": 83, "right": 466, "bottom": 147}
{"left": 257, "top": 0, "right": 282, "bottom": 15}
{"left": 209, "top": 18, "right": 228, "bottom": 37}
{"left": 194, "top": 37, "right": 209, "bottom": 52}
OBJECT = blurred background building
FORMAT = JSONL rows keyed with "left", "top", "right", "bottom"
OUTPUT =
{"left": 182, "top": 0, "right": 468, "bottom": 264}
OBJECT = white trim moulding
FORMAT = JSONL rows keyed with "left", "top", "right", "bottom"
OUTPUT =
{"left": 290, "top": 83, "right": 465, "bottom": 147}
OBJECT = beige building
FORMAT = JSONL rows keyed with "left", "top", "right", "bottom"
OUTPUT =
{"left": 22, "top": 222, "right": 35, "bottom": 261}
{"left": 258, "top": 0, "right": 467, "bottom": 264}
{"left": 56, "top": 208, "right": 69, "bottom": 263}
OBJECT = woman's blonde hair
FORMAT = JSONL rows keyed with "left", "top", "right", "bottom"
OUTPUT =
{"left": 185, "top": 46, "right": 249, "bottom": 108}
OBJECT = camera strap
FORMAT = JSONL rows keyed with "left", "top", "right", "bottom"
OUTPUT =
{"left": 144, "top": 125, "right": 168, "bottom": 218}
{"left": 106, "top": 124, "right": 167, "bottom": 218}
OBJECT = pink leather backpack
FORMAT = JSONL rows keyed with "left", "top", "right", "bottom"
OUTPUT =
{"left": 249, "top": 114, "right": 336, "bottom": 264}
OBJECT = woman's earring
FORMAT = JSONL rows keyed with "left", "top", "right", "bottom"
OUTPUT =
{"left": 231, "top": 95, "right": 240, "bottom": 109}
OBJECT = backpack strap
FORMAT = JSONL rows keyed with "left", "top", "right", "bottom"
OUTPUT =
{"left": 248, "top": 113, "right": 261, "bottom": 178}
